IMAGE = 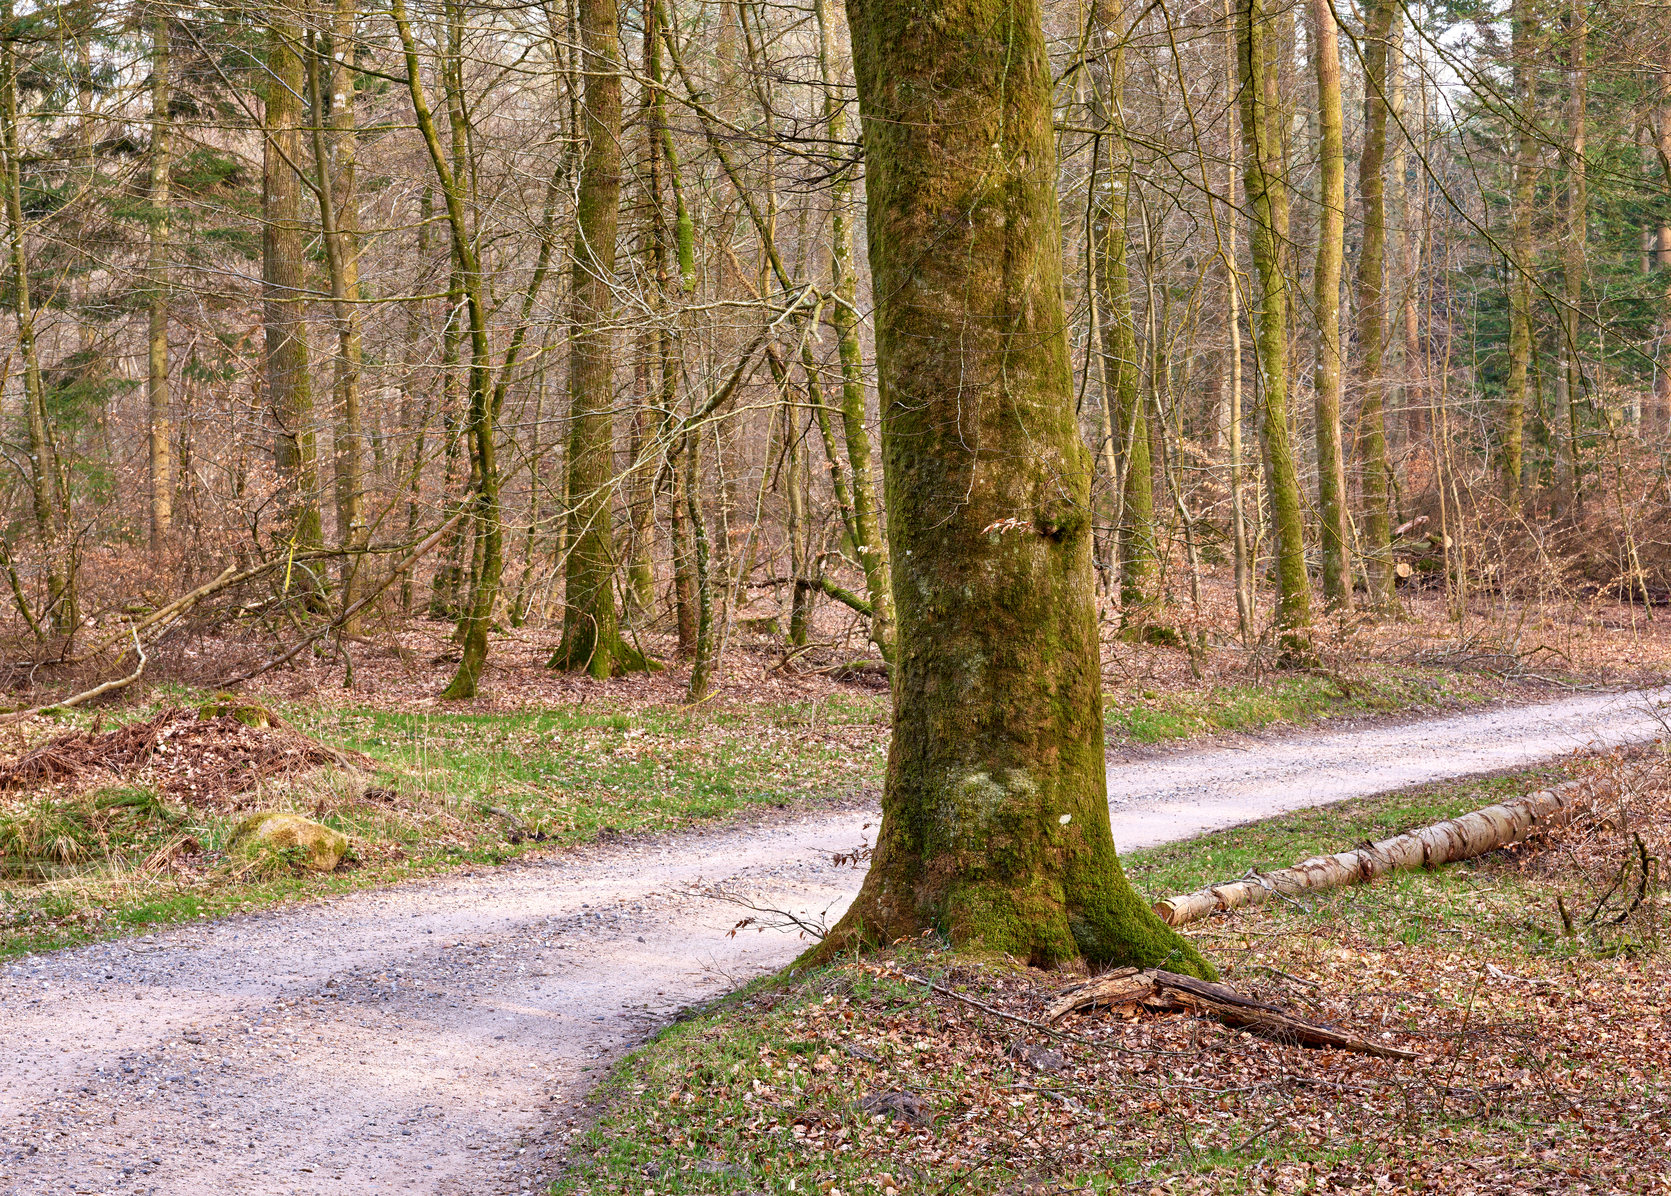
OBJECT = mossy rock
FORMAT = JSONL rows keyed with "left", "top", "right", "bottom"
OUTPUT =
{"left": 198, "top": 694, "right": 276, "bottom": 728}
{"left": 229, "top": 812, "right": 347, "bottom": 872}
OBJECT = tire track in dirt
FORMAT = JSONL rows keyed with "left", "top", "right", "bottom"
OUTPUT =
{"left": 0, "top": 685, "right": 1665, "bottom": 1195}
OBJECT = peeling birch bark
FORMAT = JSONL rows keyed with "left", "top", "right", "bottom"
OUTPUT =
{"left": 1153, "top": 781, "right": 1587, "bottom": 927}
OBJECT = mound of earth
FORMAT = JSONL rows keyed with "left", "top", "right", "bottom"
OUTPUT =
{"left": 0, "top": 708, "right": 363, "bottom": 806}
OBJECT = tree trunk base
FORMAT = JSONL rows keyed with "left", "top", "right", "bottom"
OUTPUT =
{"left": 547, "top": 630, "right": 658, "bottom": 679}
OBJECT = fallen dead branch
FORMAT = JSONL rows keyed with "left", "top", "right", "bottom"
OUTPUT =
{"left": 1153, "top": 780, "right": 1588, "bottom": 927}
{"left": 0, "top": 630, "right": 149, "bottom": 725}
{"left": 1046, "top": 968, "right": 1417, "bottom": 1060}
{"left": 216, "top": 511, "right": 465, "bottom": 688}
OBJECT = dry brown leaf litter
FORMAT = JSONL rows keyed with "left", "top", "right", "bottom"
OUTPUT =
{"left": 0, "top": 708, "right": 361, "bottom": 806}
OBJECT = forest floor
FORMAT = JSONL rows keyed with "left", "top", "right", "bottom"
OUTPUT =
{"left": 0, "top": 689, "right": 1668, "bottom": 1195}
{"left": 2, "top": 588, "right": 1668, "bottom": 957}
{"left": 559, "top": 746, "right": 1671, "bottom": 1196}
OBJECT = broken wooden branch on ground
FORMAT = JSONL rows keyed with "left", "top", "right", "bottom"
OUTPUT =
{"left": 1046, "top": 968, "right": 1417, "bottom": 1060}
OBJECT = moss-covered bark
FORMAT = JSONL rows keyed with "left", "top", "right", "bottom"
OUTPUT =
{"left": 391, "top": 0, "right": 502, "bottom": 699}
{"left": 1353, "top": 0, "right": 1395, "bottom": 607}
{"left": 817, "top": 0, "right": 894, "bottom": 663}
{"left": 1308, "top": 0, "right": 1351, "bottom": 612}
{"left": 262, "top": 3, "right": 321, "bottom": 555}
{"left": 1088, "top": 0, "right": 1161, "bottom": 635}
{"left": 814, "top": 0, "right": 1211, "bottom": 979}
{"left": 1238, "top": 0, "right": 1312, "bottom": 663}
{"left": 550, "top": 0, "right": 650, "bottom": 679}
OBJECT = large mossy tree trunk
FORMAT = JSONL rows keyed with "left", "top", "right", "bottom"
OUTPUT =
{"left": 550, "top": 0, "right": 650, "bottom": 679}
{"left": 1237, "top": 0, "right": 1312, "bottom": 662}
{"left": 815, "top": 0, "right": 1212, "bottom": 978}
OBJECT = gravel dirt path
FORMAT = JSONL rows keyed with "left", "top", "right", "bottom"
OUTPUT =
{"left": 2, "top": 686, "right": 1666, "bottom": 1195}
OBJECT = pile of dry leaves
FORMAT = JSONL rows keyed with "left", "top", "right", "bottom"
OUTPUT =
{"left": 0, "top": 708, "right": 361, "bottom": 807}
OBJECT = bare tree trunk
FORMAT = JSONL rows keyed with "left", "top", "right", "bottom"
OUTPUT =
{"left": 683, "top": 426, "right": 716, "bottom": 702}
{"left": 307, "top": 0, "right": 366, "bottom": 629}
{"left": 1238, "top": 0, "right": 1312, "bottom": 661}
{"left": 1651, "top": 54, "right": 1671, "bottom": 435}
{"left": 399, "top": 187, "right": 434, "bottom": 613}
{"left": 265, "top": 2, "right": 322, "bottom": 552}
{"left": 1, "top": 0, "right": 75, "bottom": 632}
{"left": 551, "top": 0, "right": 649, "bottom": 677}
{"left": 1504, "top": 0, "right": 1538, "bottom": 504}
{"left": 1090, "top": 0, "right": 1161, "bottom": 636}
{"left": 1307, "top": 0, "right": 1350, "bottom": 610}
{"left": 147, "top": 12, "right": 173, "bottom": 547}
{"left": 1354, "top": 0, "right": 1396, "bottom": 605}
{"left": 784, "top": 392, "right": 810, "bottom": 648}
{"left": 391, "top": 0, "right": 503, "bottom": 698}
{"left": 644, "top": 0, "right": 695, "bottom": 652}
{"left": 815, "top": 0, "right": 893, "bottom": 662}
{"left": 1556, "top": 0, "right": 1586, "bottom": 503}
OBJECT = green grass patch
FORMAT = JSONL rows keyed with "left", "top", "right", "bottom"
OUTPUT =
{"left": 1104, "top": 667, "right": 1494, "bottom": 744}
{"left": 0, "top": 691, "right": 890, "bottom": 960}
{"left": 286, "top": 692, "right": 889, "bottom": 842}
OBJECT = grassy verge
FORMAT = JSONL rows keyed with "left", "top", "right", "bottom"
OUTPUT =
{"left": 0, "top": 690, "right": 888, "bottom": 959}
{"left": 1103, "top": 666, "right": 1498, "bottom": 745}
{"left": 555, "top": 748, "right": 1668, "bottom": 1196}
{"left": 0, "top": 661, "right": 1557, "bottom": 960}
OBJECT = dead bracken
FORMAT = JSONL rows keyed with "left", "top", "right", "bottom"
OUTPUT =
{"left": 0, "top": 707, "right": 363, "bottom": 807}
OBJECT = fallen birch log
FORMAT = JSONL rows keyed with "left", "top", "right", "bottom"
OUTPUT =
{"left": 1046, "top": 968, "right": 1416, "bottom": 1060}
{"left": 1153, "top": 780, "right": 1587, "bottom": 927}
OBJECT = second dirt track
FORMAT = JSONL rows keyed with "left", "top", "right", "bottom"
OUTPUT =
{"left": 1, "top": 686, "right": 1667, "bottom": 1196}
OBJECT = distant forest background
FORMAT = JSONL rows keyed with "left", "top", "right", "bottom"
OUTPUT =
{"left": 1, "top": 0, "right": 1668, "bottom": 699}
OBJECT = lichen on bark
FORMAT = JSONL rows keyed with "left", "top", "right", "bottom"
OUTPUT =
{"left": 811, "top": 0, "right": 1212, "bottom": 980}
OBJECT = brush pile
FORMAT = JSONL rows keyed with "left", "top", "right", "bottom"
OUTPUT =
{"left": 0, "top": 708, "right": 361, "bottom": 807}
